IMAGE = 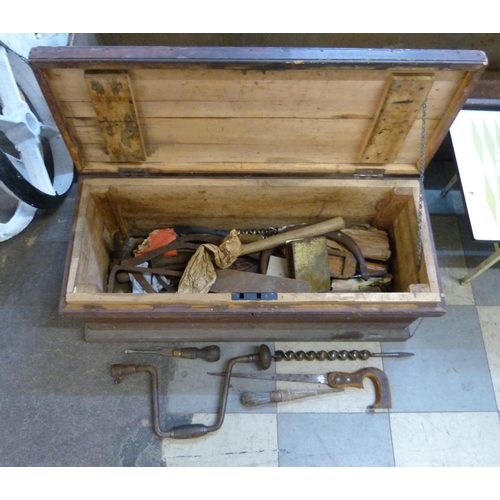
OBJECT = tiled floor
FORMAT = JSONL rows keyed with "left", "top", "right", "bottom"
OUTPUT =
{"left": 1, "top": 162, "right": 500, "bottom": 467}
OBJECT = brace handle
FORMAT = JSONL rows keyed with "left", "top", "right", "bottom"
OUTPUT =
{"left": 167, "top": 424, "right": 210, "bottom": 439}
{"left": 326, "top": 367, "right": 392, "bottom": 410}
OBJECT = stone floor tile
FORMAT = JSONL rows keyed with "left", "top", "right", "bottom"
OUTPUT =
{"left": 426, "top": 189, "right": 459, "bottom": 216}
{"left": 382, "top": 306, "right": 497, "bottom": 412}
{"left": 278, "top": 412, "right": 394, "bottom": 466}
{"left": 0, "top": 394, "right": 163, "bottom": 467}
{"left": 431, "top": 215, "right": 474, "bottom": 306}
{"left": 457, "top": 215, "right": 500, "bottom": 306}
{"left": 162, "top": 413, "right": 278, "bottom": 466}
{"left": 477, "top": 306, "right": 500, "bottom": 410}
{"left": 390, "top": 412, "right": 500, "bottom": 466}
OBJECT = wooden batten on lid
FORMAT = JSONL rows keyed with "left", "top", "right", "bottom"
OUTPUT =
{"left": 358, "top": 73, "right": 435, "bottom": 163}
{"left": 83, "top": 70, "right": 146, "bottom": 162}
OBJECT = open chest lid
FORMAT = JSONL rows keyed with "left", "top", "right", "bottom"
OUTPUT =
{"left": 29, "top": 46, "right": 488, "bottom": 177}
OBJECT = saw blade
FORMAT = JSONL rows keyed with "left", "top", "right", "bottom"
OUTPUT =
{"left": 208, "top": 371, "right": 329, "bottom": 385}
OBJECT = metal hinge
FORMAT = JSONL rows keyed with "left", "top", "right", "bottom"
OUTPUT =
{"left": 353, "top": 168, "right": 385, "bottom": 179}
{"left": 232, "top": 292, "right": 277, "bottom": 301}
{"left": 118, "top": 167, "right": 150, "bottom": 178}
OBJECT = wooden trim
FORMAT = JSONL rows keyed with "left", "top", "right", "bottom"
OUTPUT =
{"left": 29, "top": 46, "right": 488, "bottom": 71}
{"left": 425, "top": 65, "right": 487, "bottom": 164}
{"left": 79, "top": 162, "right": 420, "bottom": 176}
{"left": 63, "top": 291, "right": 443, "bottom": 306}
{"left": 372, "top": 188, "right": 414, "bottom": 230}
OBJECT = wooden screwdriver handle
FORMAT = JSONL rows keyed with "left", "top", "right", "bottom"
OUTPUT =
{"left": 172, "top": 345, "right": 221, "bottom": 362}
{"left": 239, "top": 216, "right": 345, "bottom": 256}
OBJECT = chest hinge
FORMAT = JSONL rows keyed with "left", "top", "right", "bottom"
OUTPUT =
{"left": 118, "top": 167, "right": 151, "bottom": 178}
{"left": 353, "top": 168, "right": 386, "bottom": 179}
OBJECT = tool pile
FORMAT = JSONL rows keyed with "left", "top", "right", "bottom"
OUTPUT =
{"left": 111, "top": 344, "right": 412, "bottom": 439}
{"left": 107, "top": 215, "right": 393, "bottom": 295}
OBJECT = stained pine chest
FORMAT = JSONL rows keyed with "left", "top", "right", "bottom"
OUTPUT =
{"left": 29, "top": 46, "right": 487, "bottom": 342}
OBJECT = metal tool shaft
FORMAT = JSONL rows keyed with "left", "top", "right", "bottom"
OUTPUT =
{"left": 209, "top": 372, "right": 328, "bottom": 384}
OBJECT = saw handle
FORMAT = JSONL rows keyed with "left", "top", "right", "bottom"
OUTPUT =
{"left": 326, "top": 367, "right": 392, "bottom": 410}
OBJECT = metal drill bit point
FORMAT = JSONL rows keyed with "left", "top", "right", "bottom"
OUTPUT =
{"left": 370, "top": 352, "right": 414, "bottom": 358}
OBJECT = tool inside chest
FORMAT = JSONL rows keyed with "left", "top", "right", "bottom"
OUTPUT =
{"left": 28, "top": 46, "right": 488, "bottom": 341}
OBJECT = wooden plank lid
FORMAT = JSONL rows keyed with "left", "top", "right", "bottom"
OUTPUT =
{"left": 29, "top": 46, "right": 487, "bottom": 176}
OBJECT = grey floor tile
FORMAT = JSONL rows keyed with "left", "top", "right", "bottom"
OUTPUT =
{"left": 470, "top": 260, "right": 500, "bottom": 306}
{"left": 162, "top": 413, "right": 279, "bottom": 466}
{"left": 32, "top": 185, "right": 78, "bottom": 243}
{"left": 426, "top": 189, "right": 459, "bottom": 215}
{"left": 457, "top": 215, "right": 500, "bottom": 305}
{"left": 431, "top": 215, "right": 474, "bottom": 306}
{"left": 391, "top": 412, "right": 500, "bottom": 466}
{"left": 382, "top": 306, "right": 497, "bottom": 412}
{"left": 277, "top": 412, "right": 394, "bottom": 467}
{"left": 0, "top": 394, "right": 164, "bottom": 466}
{"left": 477, "top": 306, "right": 500, "bottom": 410}
{"left": 0, "top": 239, "right": 70, "bottom": 312}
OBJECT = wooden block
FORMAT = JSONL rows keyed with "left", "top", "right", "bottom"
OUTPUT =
{"left": 327, "top": 226, "right": 391, "bottom": 262}
{"left": 328, "top": 250, "right": 357, "bottom": 277}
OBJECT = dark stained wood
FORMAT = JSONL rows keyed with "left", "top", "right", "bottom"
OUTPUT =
{"left": 29, "top": 46, "right": 488, "bottom": 71}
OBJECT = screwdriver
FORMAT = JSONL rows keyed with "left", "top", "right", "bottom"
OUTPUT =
{"left": 124, "top": 345, "right": 221, "bottom": 362}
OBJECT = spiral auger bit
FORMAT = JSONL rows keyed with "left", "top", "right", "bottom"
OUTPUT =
{"left": 274, "top": 349, "right": 413, "bottom": 361}
{"left": 110, "top": 344, "right": 272, "bottom": 439}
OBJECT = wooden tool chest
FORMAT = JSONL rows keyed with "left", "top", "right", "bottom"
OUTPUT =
{"left": 29, "top": 46, "right": 487, "bottom": 342}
